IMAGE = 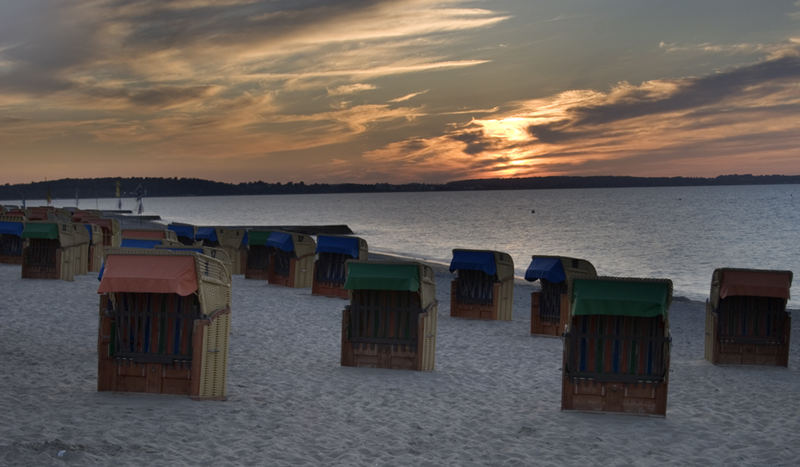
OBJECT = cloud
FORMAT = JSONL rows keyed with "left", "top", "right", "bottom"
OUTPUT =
{"left": 345, "top": 47, "right": 800, "bottom": 181}
{"left": 389, "top": 90, "right": 428, "bottom": 103}
{"left": 327, "top": 83, "right": 376, "bottom": 96}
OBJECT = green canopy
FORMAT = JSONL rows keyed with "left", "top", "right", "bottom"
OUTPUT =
{"left": 22, "top": 222, "right": 60, "bottom": 240}
{"left": 344, "top": 262, "right": 420, "bottom": 291}
{"left": 247, "top": 230, "right": 271, "bottom": 246}
{"left": 572, "top": 278, "right": 671, "bottom": 318}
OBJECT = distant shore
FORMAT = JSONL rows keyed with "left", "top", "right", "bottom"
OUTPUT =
{"left": 2, "top": 174, "right": 799, "bottom": 201}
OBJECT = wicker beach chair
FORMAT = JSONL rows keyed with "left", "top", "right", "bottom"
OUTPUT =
{"left": 341, "top": 260, "right": 437, "bottom": 371}
{"left": 525, "top": 256, "right": 597, "bottom": 336}
{"left": 266, "top": 231, "right": 316, "bottom": 288}
{"left": 213, "top": 227, "right": 246, "bottom": 275}
{"left": 561, "top": 277, "right": 673, "bottom": 416}
{"left": 97, "top": 248, "right": 231, "bottom": 399}
{"left": 167, "top": 223, "right": 198, "bottom": 246}
{"left": 244, "top": 230, "right": 271, "bottom": 279}
{"left": 448, "top": 249, "right": 514, "bottom": 320}
{"left": 21, "top": 221, "right": 89, "bottom": 281}
{"left": 704, "top": 268, "right": 792, "bottom": 366}
{"left": 0, "top": 220, "right": 25, "bottom": 264}
{"left": 312, "top": 235, "right": 368, "bottom": 299}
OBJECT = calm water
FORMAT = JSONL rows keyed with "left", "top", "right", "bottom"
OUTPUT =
{"left": 38, "top": 184, "right": 799, "bottom": 305}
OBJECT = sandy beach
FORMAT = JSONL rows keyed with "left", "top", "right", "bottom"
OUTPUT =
{"left": 1, "top": 257, "right": 798, "bottom": 466}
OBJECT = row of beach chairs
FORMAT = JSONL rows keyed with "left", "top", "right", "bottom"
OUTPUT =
{"left": 3, "top": 205, "right": 792, "bottom": 417}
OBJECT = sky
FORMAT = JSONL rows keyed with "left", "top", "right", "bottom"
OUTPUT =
{"left": 0, "top": 0, "right": 799, "bottom": 184}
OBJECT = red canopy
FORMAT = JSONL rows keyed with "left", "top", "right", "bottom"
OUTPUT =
{"left": 720, "top": 269, "right": 792, "bottom": 300}
{"left": 98, "top": 255, "right": 198, "bottom": 296}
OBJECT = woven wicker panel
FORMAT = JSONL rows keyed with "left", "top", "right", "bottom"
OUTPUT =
{"left": 199, "top": 311, "right": 231, "bottom": 399}
{"left": 203, "top": 247, "right": 232, "bottom": 272}
{"left": 194, "top": 253, "right": 232, "bottom": 315}
{"left": 217, "top": 228, "right": 245, "bottom": 249}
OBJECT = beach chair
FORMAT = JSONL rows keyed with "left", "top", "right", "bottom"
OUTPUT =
{"left": 525, "top": 256, "right": 597, "bottom": 336}
{"left": 97, "top": 248, "right": 231, "bottom": 399}
{"left": 244, "top": 230, "right": 271, "bottom": 279}
{"left": 213, "top": 227, "right": 246, "bottom": 275}
{"left": 341, "top": 261, "right": 437, "bottom": 371}
{"left": 704, "top": 268, "right": 792, "bottom": 366}
{"left": 266, "top": 231, "right": 316, "bottom": 288}
{"left": 448, "top": 249, "right": 514, "bottom": 320}
{"left": 73, "top": 212, "right": 122, "bottom": 255}
{"left": 561, "top": 277, "right": 672, "bottom": 416}
{"left": 122, "top": 228, "right": 179, "bottom": 244}
{"left": 69, "top": 222, "right": 92, "bottom": 276}
{"left": 84, "top": 223, "right": 105, "bottom": 272}
{"left": 167, "top": 223, "right": 198, "bottom": 246}
{"left": 0, "top": 220, "right": 25, "bottom": 264}
{"left": 21, "top": 221, "right": 88, "bottom": 281}
{"left": 312, "top": 235, "right": 368, "bottom": 299}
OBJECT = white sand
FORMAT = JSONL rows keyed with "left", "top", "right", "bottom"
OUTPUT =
{"left": 1, "top": 259, "right": 799, "bottom": 466}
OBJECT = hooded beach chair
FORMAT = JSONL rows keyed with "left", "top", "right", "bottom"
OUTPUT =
{"left": 341, "top": 260, "right": 437, "bottom": 371}
{"left": 448, "top": 249, "right": 514, "bottom": 320}
{"left": 704, "top": 268, "right": 792, "bottom": 366}
{"left": 561, "top": 277, "right": 672, "bottom": 416}
{"left": 82, "top": 223, "right": 105, "bottom": 272}
{"left": 312, "top": 235, "right": 368, "bottom": 299}
{"left": 97, "top": 248, "right": 232, "bottom": 399}
{"left": 0, "top": 220, "right": 24, "bottom": 264}
{"left": 244, "top": 229, "right": 272, "bottom": 279}
{"left": 525, "top": 256, "right": 597, "bottom": 336}
{"left": 212, "top": 227, "right": 246, "bottom": 275}
{"left": 167, "top": 223, "right": 198, "bottom": 246}
{"left": 266, "top": 231, "right": 316, "bottom": 288}
{"left": 21, "top": 221, "right": 88, "bottom": 281}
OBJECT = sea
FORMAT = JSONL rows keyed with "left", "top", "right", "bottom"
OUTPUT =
{"left": 25, "top": 184, "right": 800, "bottom": 306}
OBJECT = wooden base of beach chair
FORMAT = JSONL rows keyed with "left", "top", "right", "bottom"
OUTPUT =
{"left": 561, "top": 377, "right": 669, "bottom": 416}
{"left": 97, "top": 295, "right": 231, "bottom": 399}
{"left": 449, "top": 280, "right": 501, "bottom": 320}
{"left": 21, "top": 246, "right": 64, "bottom": 280}
{"left": 704, "top": 305, "right": 790, "bottom": 367}
{"left": 561, "top": 315, "right": 670, "bottom": 416}
{"left": 340, "top": 305, "right": 436, "bottom": 371}
{"left": 244, "top": 268, "right": 270, "bottom": 280}
{"left": 450, "top": 279, "right": 514, "bottom": 321}
{"left": 312, "top": 280, "right": 349, "bottom": 299}
{"left": 0, "top": 254, "right": 22, "bottom": 264}
{"left": 530, "top": 292, "right": 570, "bottom": 336}
{"left": 311, "top": 262, "right": 349, "bottom": 299}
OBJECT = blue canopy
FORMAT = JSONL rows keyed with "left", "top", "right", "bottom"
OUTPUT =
{"left": 168, "top": 224, "right": 195, "bottom": 240}
{"left": 121, "top": 238, "right": 162, "bottom": 249}
{"left": 316, "top": 235, "right": 359, "bottom": 258}
{"left": 241, "top": 231, "right": 248, "bottom": 246}
{"left": 449, "top": 249, "right": 497, "bottom": 276}
{"left": 84, "top": 224, "right": 93, "bottom": 242}
{"left": 0, "top": 221, "right": 24, "bottom": 237}
{"left": 266, "top": 231, "right": 294, "bottom": 252}
{"left": 195, "top": 227, "right": 218, "bottom": 242}
{"left": 524, "top": 257, "right": 566, "bottom": 283}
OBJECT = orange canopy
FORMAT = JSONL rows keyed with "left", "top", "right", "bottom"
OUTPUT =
{"left": 122, "top": 229, "right": 165, "bottom": 239}
{"left": 720, "top": 269, "right": 792, "bottom": 300}
{"left": 98, "top": 255, "right": 198, "bottom": 296}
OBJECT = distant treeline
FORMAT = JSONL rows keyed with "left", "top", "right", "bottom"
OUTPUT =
{"left": 1, "top": 174, "right": 798, "bottom": 201}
